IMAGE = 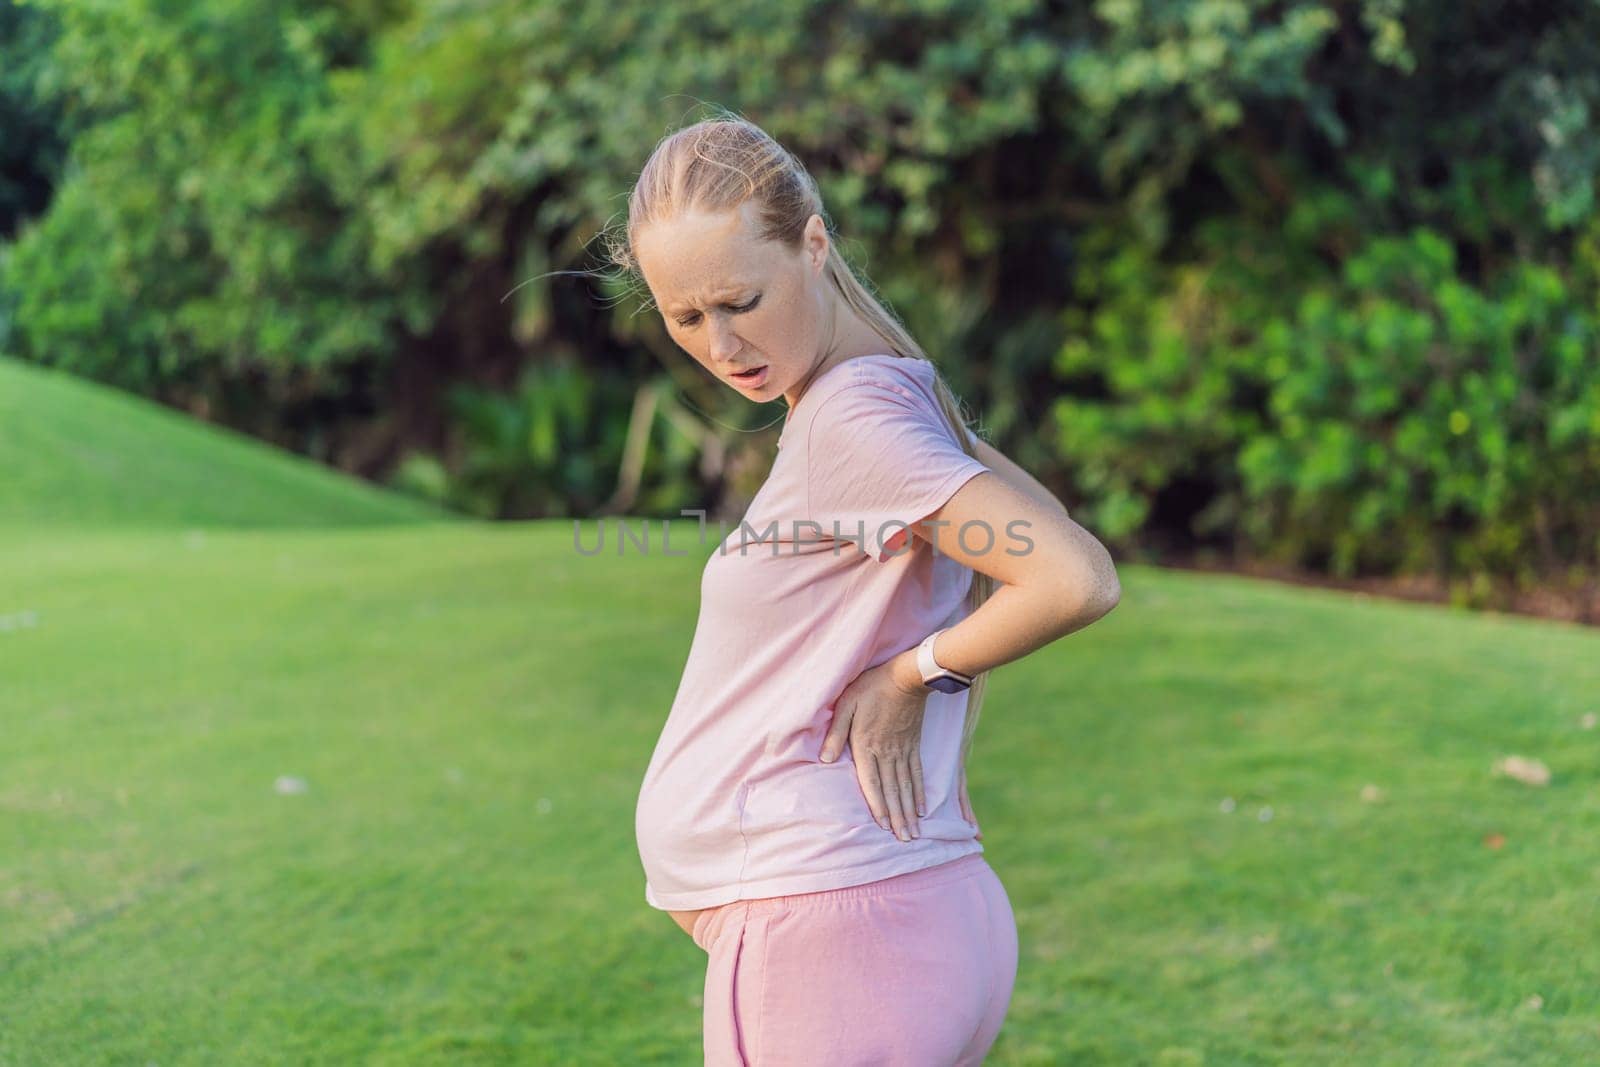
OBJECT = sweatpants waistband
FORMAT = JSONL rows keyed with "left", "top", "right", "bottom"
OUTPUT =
{"left": 692, "top": 852, "right": 992, "bottom": 951}
{"left": 743, "top": 851, "right": 990, "bottom": 916}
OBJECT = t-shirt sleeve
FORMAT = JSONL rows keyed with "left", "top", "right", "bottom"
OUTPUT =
{"left": 805, "top": 380, "right": 991, "bottom": 562}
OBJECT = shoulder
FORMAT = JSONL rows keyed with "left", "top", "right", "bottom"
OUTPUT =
{"left": 800, "top": 358, "right": 974, "bottom": 482}
{"left": 801, "top": 356, "right": 938, "bottom": 432}
{"left": 849, "top": 353, "right": 935, "bottom": 398}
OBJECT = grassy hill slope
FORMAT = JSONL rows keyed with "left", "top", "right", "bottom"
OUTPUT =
{"left": 0, "top": 356, "right": 453, "bottom": 529}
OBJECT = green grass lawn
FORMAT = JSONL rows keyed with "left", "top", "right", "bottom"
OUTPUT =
{"left": 3, "top": 355, "right": 1599, "bottom": 1064}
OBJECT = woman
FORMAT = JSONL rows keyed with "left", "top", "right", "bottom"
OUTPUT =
{"left": 615, "top": 114, "right": 1122, "bottom": 1065}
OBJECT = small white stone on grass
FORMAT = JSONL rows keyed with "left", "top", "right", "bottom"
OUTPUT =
{"left": 275, "top": 776, "right": 309, "bottom": 795}
{"left": 1491, "top": 756, "right": 1551, "bottom": 787}
{"left": 1360, "top": 784, "right": 1385, "bottom": 803}
{"left": 1581, "top": 712, "right": 1596, "bottom": 730}
{"left": 1219, "top": 796, "right": 1236, "bottom": 813}
{"left": 1257, "top": 805, "right": 1274, "bottom": 822}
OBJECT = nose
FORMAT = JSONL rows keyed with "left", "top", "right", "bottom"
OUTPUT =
{"left": 706, "top": 315, "right": 744, "bottom": 364}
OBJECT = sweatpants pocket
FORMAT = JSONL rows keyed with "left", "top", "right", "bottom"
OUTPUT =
{"left": 703, "top": 904, "right": 762, "bottom": 1065}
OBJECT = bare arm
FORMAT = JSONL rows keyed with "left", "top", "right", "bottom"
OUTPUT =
{"left": 972, "top": 437, "right": 1073, "bottom": 522}
{"left": 885, "top": 440, "right": 1120, "bottom": 693}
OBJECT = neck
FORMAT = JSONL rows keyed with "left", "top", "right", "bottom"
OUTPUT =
{"left": 784, "top": 300, "right": 889, "bottom": 411}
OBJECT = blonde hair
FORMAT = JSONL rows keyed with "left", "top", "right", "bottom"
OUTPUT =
{"left": 604, "top": 107, "right": 999, "bottom": 808}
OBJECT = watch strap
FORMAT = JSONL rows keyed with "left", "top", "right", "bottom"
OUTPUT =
{"left": 917, "top": 629, "right": 973, "bottom": 688}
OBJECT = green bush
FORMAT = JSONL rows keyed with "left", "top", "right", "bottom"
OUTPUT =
{"left": 3, "top": 0, "right": 1599, "bottom": 602}
{"left": 1054, "top": 167, "right": 1600, "bottom": 605}
{"left": 386, "top": 360, "right": 642, "bottom": 520}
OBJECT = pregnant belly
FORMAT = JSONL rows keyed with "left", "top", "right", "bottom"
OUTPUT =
{"left": 636, "top": 770, "right": 752, "bottom": 905}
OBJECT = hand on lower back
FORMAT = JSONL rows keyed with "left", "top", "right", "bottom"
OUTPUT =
{"left": 820, "top": 659, "right": 930, "bottom": 842}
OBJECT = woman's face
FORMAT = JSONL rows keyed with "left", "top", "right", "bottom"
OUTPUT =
{"left": 634, "top": 202, "right": 831, "bottom": 409}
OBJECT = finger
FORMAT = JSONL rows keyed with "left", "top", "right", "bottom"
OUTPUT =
{"left": 909, "top": 749, "right": 927, "bottom": 821}
{"left": 880, "top": 754, "right": 908, "bottom": 840}
{"left": 820, "top": 706, "right": 851, "bottom": 763}
{"left": 858, "top": 752, "right": 890, "bottom": 831}
{"left": 894, "top": 755, "right": 919, "bottom": 839}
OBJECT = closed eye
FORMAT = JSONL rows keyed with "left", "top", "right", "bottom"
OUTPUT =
{"left": 675, "top": 296, "right": 760, "bottom": 329}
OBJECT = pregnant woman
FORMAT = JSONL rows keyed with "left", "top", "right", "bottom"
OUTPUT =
{"left": 618, "top": 113, "right": 1122, "bottom": 1065}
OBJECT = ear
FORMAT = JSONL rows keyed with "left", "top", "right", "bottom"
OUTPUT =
{"left": 804, "top": 213, "right": 829, "bottom": 273}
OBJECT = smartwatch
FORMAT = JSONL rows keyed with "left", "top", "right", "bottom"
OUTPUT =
{"left": 916, "top": 628, "right": 973, "bottom": 694}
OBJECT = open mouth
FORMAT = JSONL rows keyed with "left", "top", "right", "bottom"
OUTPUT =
{"left": 731, "top": 365, "right": 769, "bottom": 387}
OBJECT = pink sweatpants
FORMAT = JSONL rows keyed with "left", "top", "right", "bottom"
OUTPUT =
{"left": 691, "top": 852, "right": 1018, "bottom": 1065}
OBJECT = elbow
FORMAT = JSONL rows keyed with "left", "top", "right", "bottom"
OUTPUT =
{"left": 1057, "top": 558, "right": 1120, "bottom": 626}
{"left": 1086, "top": 571, "right": 1121, "bottom": 621}
{"left": 1099, "top": 557, "right": 1122, "bottom": 611}
{"left": 1091, "top": 539, "right": 1122, "bottom": 613}
{"left": 1096, "top": 577, "right": 1122, "bottom": 618}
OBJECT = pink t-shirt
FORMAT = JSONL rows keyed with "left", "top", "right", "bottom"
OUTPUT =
{"left": 634, "top": 353, "right": 995, "bottom": 910}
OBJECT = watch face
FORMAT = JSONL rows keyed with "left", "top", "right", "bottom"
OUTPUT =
{"left": 928, "top": 675, "right": 970, "bottom": 694}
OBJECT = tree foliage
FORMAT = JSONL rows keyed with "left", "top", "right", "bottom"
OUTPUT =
{"left": 2, "top": 0, "right": 1598, "bottom": 607}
